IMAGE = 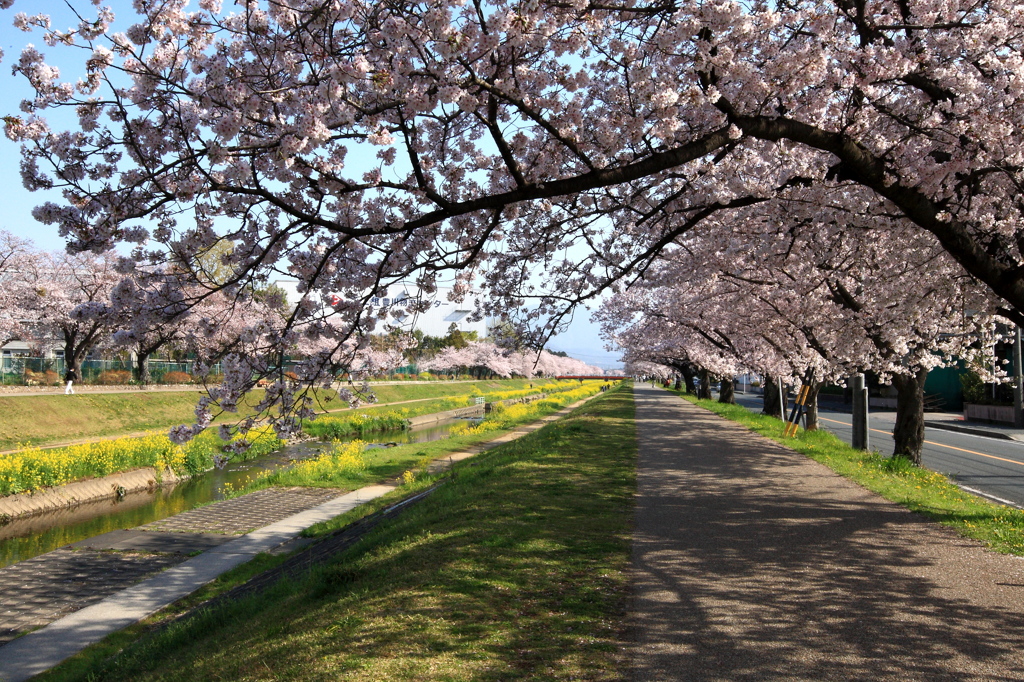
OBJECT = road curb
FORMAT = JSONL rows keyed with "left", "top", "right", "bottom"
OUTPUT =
{"left": 923, "top": 420, "right": 1024, "bottom": 442}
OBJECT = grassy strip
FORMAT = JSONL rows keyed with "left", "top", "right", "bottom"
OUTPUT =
{"left": 345, "top": 378, "right": 545, "bottom": 405}
{"left": 674, "top": 389, "right": 1024, "bottom": 556}
{"left": 0, "top": 381, "right": 569, "bottom": 494}
{"left": 36, "top": 384, "right": 636, "bottom": 682}
{"left": 302, "top": 411, "right": 413, "bottom": 440}
{"left": 0, "top": 391, "right": 230, "bottom": 451}
{"left": 242, "top": 382, "right": 609, "bottom": 496}
{"left": 302, "top": 381, "right": 593, "bottom": 441}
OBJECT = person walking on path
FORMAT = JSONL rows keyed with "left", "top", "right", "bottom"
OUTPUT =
{"left": 629, "top": 382, "right": 1024, "bottom": 680}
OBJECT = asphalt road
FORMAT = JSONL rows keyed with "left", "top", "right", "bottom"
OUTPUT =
{"left": 730, "top": 392, "right": 1024, "bottom": 509}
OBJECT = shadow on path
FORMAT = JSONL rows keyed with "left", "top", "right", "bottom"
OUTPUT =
{"left": 630, "top": 384, "right": 1024, "bottom": 681}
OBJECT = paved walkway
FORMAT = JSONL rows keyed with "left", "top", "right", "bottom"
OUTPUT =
{"left": 0, "top": 549, "right": 187, "bottom": 646}
{"left": 630, "top": 384, "right": 1024, "bottom": 680}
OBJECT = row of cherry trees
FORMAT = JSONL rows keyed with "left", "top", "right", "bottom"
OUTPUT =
{"left": 1, "top": 232, "right": 603, "bottom": 392}
{"left": 0, "top": 230, "right": 288, "bottom": 385}
{"left": 4, "top": 0, "right": 1024, "bottom": 449}
{"left": 419, "top": 340, "right": 604, "bottom": 378}
{"left": 597, "top": 202, "right": 1004, "bottom": 462}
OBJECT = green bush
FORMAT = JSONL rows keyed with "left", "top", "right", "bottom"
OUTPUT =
{"left": 960, "top": 370, "right": 1013, "bottom": 405}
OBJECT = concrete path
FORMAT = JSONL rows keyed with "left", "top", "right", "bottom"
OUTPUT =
{"left": 630, "top": 384, "right": 1024, "bottom": 681}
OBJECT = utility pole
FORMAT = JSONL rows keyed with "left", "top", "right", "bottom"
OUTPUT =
{"left": 851, "top": 373, "right": 869, "bottom": 451}
{"left": 1014, "top": 327, "right": 1023, "bottom": 428}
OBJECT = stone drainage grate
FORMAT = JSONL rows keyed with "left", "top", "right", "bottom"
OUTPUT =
{"left": 139, "top": 486, "right": 343, "bottom": 535}
{"left": 0, "top": 548, "right": 186, "bottom": 645}
{"left": 0, "top": 487, "right": 344, "bottom": 645}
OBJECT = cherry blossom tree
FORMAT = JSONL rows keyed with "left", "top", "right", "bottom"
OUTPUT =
{"left": 419, "top": 339, "right": 602, "bottom": 377}
{"left": 5, "top": 0, "right": 1024, "bottom": 436}
{"left": 18, "top": 250, "right": 119, "bottom": 383}
{"left": 599, "top": 205, "right": 1001, "bottom": 461}
{"left": 0, "top": 230, "right": 32, "bottom": 348}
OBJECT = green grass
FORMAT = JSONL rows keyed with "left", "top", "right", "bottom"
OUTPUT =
{"left": 245, "top": 382, "right": 608, "bottom": 495}
{"left": 0, "top": 391, "right": 219, "bottom": 451}
{"left": 674, "top": 389, "right": 1024, "bottom": 556}
{"left": 36, "top": 385, "right": 636, "bottom": 682}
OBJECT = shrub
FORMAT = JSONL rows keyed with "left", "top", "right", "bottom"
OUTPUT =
{"left": 0, "top": 426, "right": 285, "bottom": 497}
{"left": 96, "top": 370, "right": 132, "bottom": 385}
{"left": 193, "top": 373, "right": 224, "bottom": 384}
{"left": 960, "top": 370, "right": 1013, "bottom": 405}
{"left": 24, "top": 370, "right": 62, "bottom": 386}
{"left": 160, "top": 371, "right": 193, "bottom": 384}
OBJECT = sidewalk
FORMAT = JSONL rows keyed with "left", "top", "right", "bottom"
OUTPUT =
{"left": 0, "top": 379, "right": 480, "bottom": 398}
{"left": 630, "top": 384, "right": 1024, "bottom": 680}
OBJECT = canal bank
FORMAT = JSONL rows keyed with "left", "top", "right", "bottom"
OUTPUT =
{"left": 0, "top": 391, "right": 601, "bottom": 682}
{"left": 0, "top": 418, "right": 472, "bottom": 569}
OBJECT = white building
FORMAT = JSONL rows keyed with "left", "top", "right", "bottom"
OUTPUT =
{"left": 272, "top": 280, "right": 493, "bottom": 339}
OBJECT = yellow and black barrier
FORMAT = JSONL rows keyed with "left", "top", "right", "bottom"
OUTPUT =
{"left": 784, "top": 384, "right": 812, "bottom": 437}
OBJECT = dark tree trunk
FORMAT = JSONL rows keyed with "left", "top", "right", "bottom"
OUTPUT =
{"left": 803, "top": 381, "right": 821, "bottom": 431}
{"left": 718, "top": 376, "right": 735, "bottom": 404}
{"left": 135, "top": 351, "right": 152, "bottom": 385}
{"left": 891, "top": 368, "right": 929, "bottom": 465}
{"left": 61, "top": 322, "right": 105, "bottom": 386}
{"left": 762, "top": 375, "right": 787, "bottom": 419}
{"left": 697, "top": 369, "right": 713, "bottom": 399}
{"left": 680, "top": 365, "right": 697, "bottom": 394}
{"left": 63, "top": 330, "right": 83, "bottom": 383}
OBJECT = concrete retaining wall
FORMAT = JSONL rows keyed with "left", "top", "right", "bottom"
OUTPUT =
{"left": 0, "top": 468, "right": 184, "bottom": 520}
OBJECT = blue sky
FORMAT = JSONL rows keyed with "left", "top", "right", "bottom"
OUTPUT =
{"left": 0, "top": 3, "right": 622, "bottom": 369}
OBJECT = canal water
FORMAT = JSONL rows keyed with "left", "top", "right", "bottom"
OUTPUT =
{"left": 0, "top": 418, "right": 469, "bottom": 568}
